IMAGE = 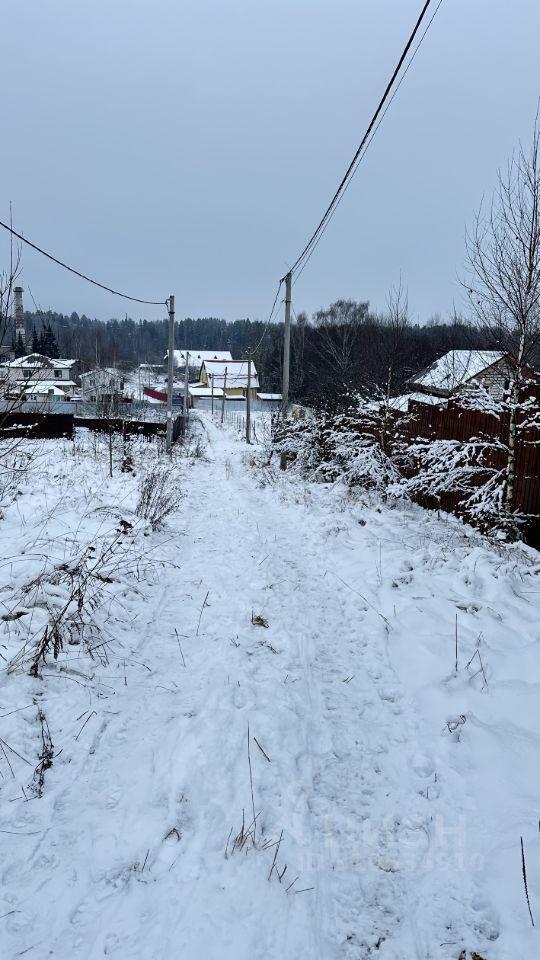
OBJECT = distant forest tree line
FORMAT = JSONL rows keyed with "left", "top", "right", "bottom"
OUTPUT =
{"left": 17, "top": 302, "right": 509, "bottom": 410}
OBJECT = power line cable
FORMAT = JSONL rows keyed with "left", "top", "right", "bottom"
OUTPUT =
{"left": 250, "top": 278, "right": 284, "bottom": 356}
{"left": 0, "top": 218, "right": 167, "bottom": 306}
{"left": 292, "top": 0, "right": 445, "bottom": 288}
{"left": 285, "top": 0, "right": 439, "bottom": 283}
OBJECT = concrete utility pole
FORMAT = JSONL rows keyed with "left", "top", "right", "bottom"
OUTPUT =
{"left": 221, "top": 366, "right": 228, "bottom": 424}
{"left": 281, "top": 272, "right": 292, "bottom": 416}
{"left": 246, "top": 353, "right": 252, "bottom": 444}
{"left": 166, "top": 294, "right": 175, "bottom": 454}
{"left": 280, "top": 272, "right": 292, "bottom": 469}
{"left": 183, "top": 351, "right": 190, "bottom": 426}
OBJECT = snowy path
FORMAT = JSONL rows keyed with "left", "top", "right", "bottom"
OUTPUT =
{"left": 1, "top": 415, "right": 539, "bottom": 959}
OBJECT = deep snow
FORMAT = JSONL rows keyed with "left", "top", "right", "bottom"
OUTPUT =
{"left": 0, "top": 414, "right": 539, "bottom": 959}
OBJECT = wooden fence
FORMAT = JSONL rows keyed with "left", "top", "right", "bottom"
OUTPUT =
{"left": 405, "top": 401, "right": 540, "bottom": 524}
{"left": 74, "top": 414, "right": 186, "bottom": 442}
{"left": 0, "top": 411, "right": 186, "bottom": 444}
{"left": 0, "top": 412, "right": 74, "bottom": 439}
{"left": 278, "top": 401, "right": 540, "bottom": 546}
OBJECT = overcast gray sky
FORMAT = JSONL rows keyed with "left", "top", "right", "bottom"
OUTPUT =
{"left": 2, "top": 0, "right": 540, "bottom": 326}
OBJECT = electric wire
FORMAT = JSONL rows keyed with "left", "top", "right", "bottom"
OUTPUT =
{"left": 250, "top": 278, "right": 284, "bottom": 356}
{"left": 292, "top": 0, "right": 445, "bottom": 288}
{"left": 285, "top": 0, "right": 440, "bottom": 283}
{"left": 0, "top": 218, "right": 167, "bottom": 306}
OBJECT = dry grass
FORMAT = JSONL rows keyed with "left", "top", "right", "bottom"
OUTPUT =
{"left": 135, "top": 463, "right": 182, "bottom": 529}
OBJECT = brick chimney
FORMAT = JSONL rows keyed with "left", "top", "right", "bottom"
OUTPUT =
{"left": 14, "top": 286, "right": 25, "bottom": 352}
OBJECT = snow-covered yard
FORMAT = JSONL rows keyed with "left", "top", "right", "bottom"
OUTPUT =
{"left": 0, "top": 414, "right": 539, "bottom": 959}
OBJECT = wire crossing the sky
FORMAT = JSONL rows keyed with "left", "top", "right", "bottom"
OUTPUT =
{"left": 285, "top": 0, "right": 441, "bottom": 283}
{"left": 0, "top": 218, "right": 167, "bottom": 306}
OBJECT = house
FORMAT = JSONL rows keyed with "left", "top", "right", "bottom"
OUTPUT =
{"left": 0, "top": 354, "right": 80, "bottom": 398}
{"left": 164, "top": 349, "right": 233, "bottom": 381}
{"left": 80, "top": 368, "right": 134, "bottom": 402}
{"left": 409, "top": 350, "right": 515, "bottom": 401}
{"left": 198, "top": 359, "right": 259, "bottom": 399}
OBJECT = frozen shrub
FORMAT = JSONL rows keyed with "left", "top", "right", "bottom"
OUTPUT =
{"left": 136, "top": 463, "right": 182, "bottom": 528}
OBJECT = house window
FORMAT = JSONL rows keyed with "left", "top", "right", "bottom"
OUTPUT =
{"left": 54, "top": 370, "right": 62, "bottom": 379}
{"left": 23, "top": 370, "right": 31, "bottom": 379}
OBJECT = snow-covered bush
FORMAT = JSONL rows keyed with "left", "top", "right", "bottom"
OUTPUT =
{"left": 274, "top": 407, "right": 402, "bottom": 493}
{"left": 391, "top": 436, "right": 509, "bottom": 527}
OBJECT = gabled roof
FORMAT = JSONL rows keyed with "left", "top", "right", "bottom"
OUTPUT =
{"left": 411, "top": 350, "right": 508, "bottom": 393}
{"left": 80, "top": 367, "right": 124, "bottom": 380}
{"left": 0, "top": 354, "right": 77, "bottom": 369}
{"left": 202, "top": 359, "right": 259, "bottom": 389}
{"left": 166, "top": 349, "right": 233, "bottom": 365}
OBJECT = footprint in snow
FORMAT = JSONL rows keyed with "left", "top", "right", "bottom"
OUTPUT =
{"left": 411, "top": 754, "right": 435, "bottom": 779}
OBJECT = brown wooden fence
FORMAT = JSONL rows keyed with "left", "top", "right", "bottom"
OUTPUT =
{"left": 401, "top": 401, "right": 540, "bottom": 545}
{"left": 278, "top": 402, "right": 540, "bottom": 546}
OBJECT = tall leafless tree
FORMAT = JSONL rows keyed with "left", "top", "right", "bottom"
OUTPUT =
{"left": 312, "top": 299, "right": 368, "bottom": 397}
{"left": 466, "top": 116, "right": 540, "bottom": 523}
{"left": 0, "top": 248, "right": 21, "bottom": 354}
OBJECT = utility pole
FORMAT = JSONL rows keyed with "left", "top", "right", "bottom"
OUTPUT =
{"left": 280, "top": 271, "right": 292, "bottom": 469}
{"left": 246, "top": 353, "right": 252, "bottom": 444}
{"left": 221, "top": 366, "right": 228, "bottom": 424}
{"left": 210, "top": 373, "right": 214, "bottom": 416}
{"left": 166, "top": 294, "right": 175, "bottom": 454}
{"left": 281, "top": 271, "right": 292, "bottom": 415}
{"left": 183, "top": 350, "right": 190, "bottom": 428}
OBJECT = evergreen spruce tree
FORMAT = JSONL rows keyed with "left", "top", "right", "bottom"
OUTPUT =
{"left": 42, "top": 322, "right": 59, "bottom": 358}
{"left": 31, "top": 327, "right": 40, "bottom": 353}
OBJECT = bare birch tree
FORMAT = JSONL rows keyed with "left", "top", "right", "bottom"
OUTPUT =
{"left": 466, "top": 116, "right": 540, "bottom": 525}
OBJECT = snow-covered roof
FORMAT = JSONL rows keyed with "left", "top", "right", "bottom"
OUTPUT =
{"left": 257, "top": 393, "right": 282, "bottom": 401}
{"left": 411, "top": 350, "right": 507, "bottom": 393}
{"left": 23, "top": 382, "right": 68, "bottom": 396}
{"left": 167, "top": 349, "right": 233, "bottom": 365}
{"left": 15, "top": 379, "right": 77, "bottom": 390}
{"left": 202, "top": 360, "right": 259, "bottom": 390}
{"left": 389, "top": 392, "right": 449, "bottom": 412}
{"left": 0, "top": 354, "right": 77, "bottom": 370}
{"left": 189, "top": 386, "right": 224, "bottom": 398}
{"left": 80, "top": 367, "right": 123, "bottom": 380}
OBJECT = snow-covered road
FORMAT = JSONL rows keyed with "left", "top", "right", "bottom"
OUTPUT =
{"left": 1, "top": 415, "right": 539, "bottom": 959}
